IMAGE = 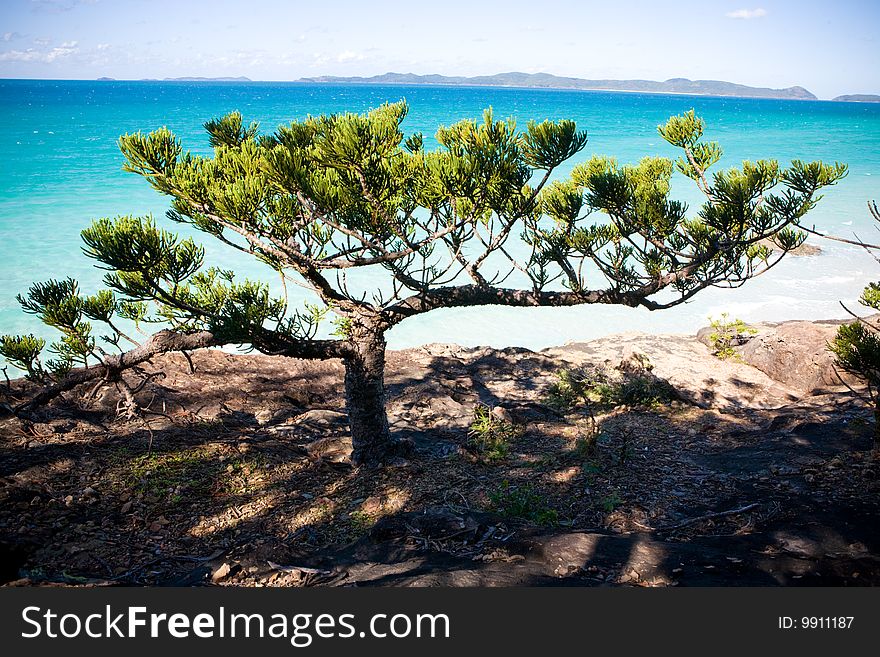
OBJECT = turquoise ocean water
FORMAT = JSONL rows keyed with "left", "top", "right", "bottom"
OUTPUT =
{"left": 1, "top": 79, "right": 879, "bottom": 350}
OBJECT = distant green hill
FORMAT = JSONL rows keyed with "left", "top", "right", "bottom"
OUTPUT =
{"left": 98, "top": 76, "right": 253, "bottom": 82}
{"left": 832, "top": 94, "right": 880, "bottom": 103}
{"left": 298, "top": 71, "right": 817, "bottom": 100}
{"left": 162, "top": 76, "right": 252, "bottom": 82}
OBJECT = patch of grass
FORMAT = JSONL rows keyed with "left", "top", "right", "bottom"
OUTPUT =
{"left": 488, "top": 481, "right": 559, "bottom": 526}
{"left": 125, "top": 449, "right": 213, "bottom": 499}
{"left": 707, "top": 313, "right": 757, "bottom": 360}
{"left": 545, "top": 366, "right": 677, "bottom": 411}
{"left": 600, "top": 492, "right": 623, "bottom": 512}
{"left": 218, "top": 454, "right": 268, "bottom": 496}
{"left": 347, "top": 510, "right": 374, "bottom": 535}
{"left": 574, "top": 434, "right": 597, "bottom": 458}
{"left": 110, "top": 447, "right": 266, "bottom": 502}
{"left": 468, "top": 404, "right": 523, "bottom": 461}
{"left": 186, "top": 417, "right": 226, "bottom": 430}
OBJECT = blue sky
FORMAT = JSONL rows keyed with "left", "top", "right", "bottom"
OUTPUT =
{"left": 0, "top": 0, "right": 877, "bottom": 98}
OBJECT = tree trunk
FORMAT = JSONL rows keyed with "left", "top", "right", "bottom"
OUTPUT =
{"left": 874, "top": 400, "right": 880, "bottom": 459}
{"left": 343, "top": 323, "right": 409, "bottom": 466}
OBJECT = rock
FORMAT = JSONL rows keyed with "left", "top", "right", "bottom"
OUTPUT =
{"left": 120, "top": 501, "right": 133, "bottom": 514}
{"left": 271, "top": 407, "right": 301, "bottom": 425}
{"left": 211, "top": 562, "right": 233, "bottom": 583}
{"left": 422, "top": 395, "right": 470, "bottom": 429}
{"left": 305, "top": 435, "right": 353, "bottom": 463}
{"left": 549, "top": 333, "right": 793, "bottom": 410}
{"left": 695, "top": 325, "right": 750, "bottom": 350}
{"left": 295, "top": 409, "right": 349, "bottom": 430}
{"left": 618, "top": 349, "right": 653, "bottom": 374}
{"left": 81, "top": 487, "right": 99, "bottom": 500}
{"left": 361, "top": 495, "right": 385, "bottom": 514}
{"left": 736, "top": 320, "right": 858, "bottom": 392}
{"left": 254, "top": 409, "right": 274, "bottom": 425}
{"left": 759, "top": 237, "right": 822, "bottom": 257}
{"left": 490, "top": 406, "right": 515, "bottom": 425}
{"left": 369, "top": 509, "right": 492, "bottom": 542}
{"left": 194, "top": 403, "right": 227, "bottom": 422}
{"left": 49, "top": 420, "right": 76, "bottom": 433}
{"left": 146, "top": 516, "right": 170, "bottom": 532}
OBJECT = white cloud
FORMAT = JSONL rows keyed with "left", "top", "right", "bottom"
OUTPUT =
{"left": 3, "top": 32, "right": 22, "bottom": 42}
{"left": 33, "top": 37, "right": 51, "bottom": 46}
{"left": 336, "top": 50, "right": 365, "bottom": 64}
{"left": 0, "top": 40, "right": 79, "bottom": 63}
{"left": 725, "top": 8, "right": 768, "bottom": 19}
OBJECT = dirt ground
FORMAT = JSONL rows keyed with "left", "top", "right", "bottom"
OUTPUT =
{"left": 1, "top": 336, "right": 878, "bottom": 587}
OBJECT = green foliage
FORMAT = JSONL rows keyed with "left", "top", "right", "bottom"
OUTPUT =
{"left": 81, "top": 289, "right": 118, "bottom": 323}
{"left": 600, "top": 492, "right": 623, "bottom": 513}
{"left": 468, "top": 404, "right": 523, "bottom": 461}
{"left": 523, "top": 119, "right": 589, "bottom": 170}
{"left": 0, "top": 334, "right": 45, "bottom": 380}
{"left": 615, "top": 374, "right": 678, "bottom": 407}
{"left": 119, "top": 447, "right": 265, "bottom": 501}
{"left": 12, "top": 278, "right": 96, "bottom": 377}
{"left": 82, "top": 215, "right": 204, "bottom": 291}
{"left": 573, "top": 427, "right": 599, "bottom": 459}
{"left": 830, "top": 321, "right": 880, "bottom": 389}
{"left": 118, "top": 127, "right": 181, "bottom": 190}
{"left": 488, "top": 481, "right": 558, "bottom": 525}
{"left": 545, "top": 365, "right": 676, "bottom": 411}
{"left": 860, "top": 282, "right": 880, "bottom": 311}
{"left": 827, "top": 202, "right": 880, "bottom": 412}
{"left": 545, "top": 367, "right": 612, "bottom": 411}
{"left": 204, "top": 111, "right": 259, "bottom": 148}
{"left": 707, "top": 313, "right": 758, "bottom": 360}
{"left": 347, "top": 510, "right": 374, "bottom": 535}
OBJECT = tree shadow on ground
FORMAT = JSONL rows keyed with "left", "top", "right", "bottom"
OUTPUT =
{"left": 1, "top": 348, "right": 879, "bottom": 587}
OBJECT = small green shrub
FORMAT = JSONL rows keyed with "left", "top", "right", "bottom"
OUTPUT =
{"left": 574, "top": 434, "right": 597, "bottom": 458}
{"left": 347, "top": 510, "right": 374, "bottom": 535}
{"left": 707, "top": 313, "right": 757, "bottom": 360}
{"left": 489, "top": 481, "right": 558, "bottom": 525}
{"left": 468, "top": 404, "right": 523, "bottom": 460}
{"left": 616, "top": 375, "right": 677, "bottom": 407}
{"left": 545, "top": 366, "right": 676, "bottom": 410}
{"left": 600, "top": 492, "right": 623, "bottom": 512}
{"left": 545, "top": 367, "right": 614, "bottom": 410}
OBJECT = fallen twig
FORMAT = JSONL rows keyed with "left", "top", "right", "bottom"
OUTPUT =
{"left": 658, "top": 503, "right": 760, "bottom": 532}
{"left": 267, "top": 561, "right": 332, "bottom": 576}
{"left": 114, "top": 550, "right": 225, "bottom": 582}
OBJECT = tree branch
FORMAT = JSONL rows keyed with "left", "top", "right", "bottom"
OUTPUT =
{"left": 16, "top": 328, "right": 350, "bottom": 412}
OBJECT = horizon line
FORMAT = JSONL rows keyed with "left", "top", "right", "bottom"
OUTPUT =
{"left": 0, "top": 74, "right": 878, "bottom": 102}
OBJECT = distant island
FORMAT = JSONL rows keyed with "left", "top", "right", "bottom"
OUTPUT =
{"left": 831, "top": 94, "right": 880, "bottom": 103}
{"left": 88, "top": 73, "right": 879, "bottom": 101}
{"left": 298, "top": 71, "right": 818, "bottom": 100}
{"left": 161, "top": 76, "right": 252, "bottom": 82}
{"left": 97, "top": 76, "right": 252, "bottom": 82}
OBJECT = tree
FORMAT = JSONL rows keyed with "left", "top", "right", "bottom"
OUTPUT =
{"left": 829, "top": 200, "right": 880, "bottom": 451}
{"left": 0, "top": 103, "right": 847, "bottom": 465}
